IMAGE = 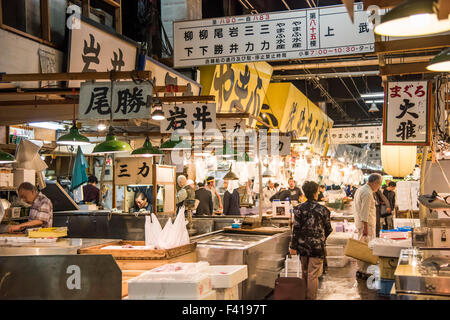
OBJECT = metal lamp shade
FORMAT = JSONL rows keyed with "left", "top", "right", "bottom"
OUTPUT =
{"left": 151, "top": 109, "right": 165, "bottom": 121}
{"left": 262, "top": 167, "right": 275, "bottom": 177}
{"left": 223, "top": 168, "right": 239, "bottom": 180}
{"left": 131, "top": 137, "right": 163, "bottom": 157}
{"left": 159, "top": 137, "right": 191, "bottom": 151}
{"left": 92, "top": 133, "right": 132, "bottom": 154}
{"left": 0, "top": 150, "right": 15, "bottom": 164}
{"left": 427, "top": 47, "right": 450, "bottom": 72}
{"left": 56, "top": 125, "right": 90, "bottom": 146}
{"left": 374, "top": 0, "right": 450, "bottom": 37}
{"left": 368, "top": 103, "right": 380, "bottom": 113}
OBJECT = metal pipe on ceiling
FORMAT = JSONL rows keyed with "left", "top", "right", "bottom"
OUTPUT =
{"left": 272, "top": 71, "right": 380, "bottom": 80}
{"left": 272, "top": 55, "right": 436, "bottom": 71}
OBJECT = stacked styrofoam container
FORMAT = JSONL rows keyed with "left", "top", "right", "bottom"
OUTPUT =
{"left": 0, "top": 169, "right": 13, "bottom": 187}
{"left": 207, "top": 265, "right": 248, "bottom": 300}
{"left": 326, "top": 245, "right": 348, "bottom": 268}
{"left": 128, "top": 262, "right": 215, "bottom": 300}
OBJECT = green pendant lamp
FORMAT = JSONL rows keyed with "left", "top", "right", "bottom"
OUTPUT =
{"left": 57, "top": 122, "right": 90, "bottom": 146}
{"left": 92, "top": 127, "right": 132, "bottom": 154}
{"left": 0, "top": 149, "right": 15, "bottom": 164}
{"left": 427, "top": 47, "right": 450, "bottom": 72}
{"left": 160, "top": 136, "right": 191, "bottom": 151}
{"left": 374, "top": 0, "right": 450, "bottom": 37}
{"left": 131, "top": 137, "right": 163, "bottom": 157}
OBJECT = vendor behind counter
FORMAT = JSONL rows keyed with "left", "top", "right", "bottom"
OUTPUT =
{"left": 7, "top": 182, "right": 53, "bottom": 233}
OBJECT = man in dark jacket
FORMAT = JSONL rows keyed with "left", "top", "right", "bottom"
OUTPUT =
{"left": 223, "top": 179, "right": 240, "bottom": 215}
{"left": 382, "top": 181, "right": 396, "bottom": 229}
{"left": 374, "top": 189, "right": 392, "bottom": 235}
{"left": 195, "top": 182, "right": 213, "bottom": 215}
{"left": 289, "top": 181, "right": 332, "bottom": 300}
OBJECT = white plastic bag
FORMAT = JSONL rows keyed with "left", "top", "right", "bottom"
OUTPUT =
{"left": 173, "top": 207, "right": 190, "bottom": 247}
{"left": 145, "top": 213, "right": 163, "bottom": 247}
{"left": 158, "top": 217, "right": 174, "bottom": 249}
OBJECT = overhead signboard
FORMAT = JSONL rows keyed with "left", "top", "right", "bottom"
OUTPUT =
{"left": 79, "top": 81, "right": 152, "bottom": 120}
{"left": 329, "top": 126, "right": 382, "bottom": 144}
{"left": 160, "top": 103, "right": 216, "bottom": 133}
{"left": 383, "top": 81, "right": 431, "bottom": 146}
{"left": 200, "top": 62, "right": 273, "bottom": 128}
{"left": 138, "top": 55, "right": 201, "bottom": 96}
{"left": 173, "top": 3, "right": 373, "bottom": 68}
{"left": 67, "top": 17, "right": 138, "bottom": 87}
{"left": 260, "top": 82, "right": 333, "bottom": 156}
{"left": 114, "top": 158, "right": 153, "bottom": 185}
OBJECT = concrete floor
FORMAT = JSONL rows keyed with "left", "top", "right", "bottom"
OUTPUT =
{"left": 317, "top": 259, "right": 389, "bottom": 300}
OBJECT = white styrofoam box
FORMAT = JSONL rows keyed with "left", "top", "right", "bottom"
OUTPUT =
{"left": 326, "top": 232, "right": 353, "bottom": 245}
{"left": 393, "top": 219, "right": 420, "bottom": 229}
{"left": 380, "top": 231, "right": 410, "bottom": 240}
{"left": 326, "top": 256, "right": 348, "bottom": 268}
{"left": 372, "top": 239, "right": 412, "bottom": 258}
{"left": 198, "top": 290, "right": 216, "bottom": 300}
{"left": 326, "top": 245, "right": 345, "bottom": 256}
{"left": 145, "top": 262, "right": 210, "bottom": 281}
{"left": 13, "top": 169, "right": 35, "bottom": 187}
{"left": 216, "top": 286, "right": 238, "bottom": 300}
{"left": 207, "top": 265, "right": 248, "bottom": 289}
{"left": 128, "top": 273, "right": 212, "bottom": 300}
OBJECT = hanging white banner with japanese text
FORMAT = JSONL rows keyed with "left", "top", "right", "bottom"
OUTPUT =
{"left": 115, "top": 158, "right": 153, "bottom": 185}
{"left": 383, "top": 81, "right": 431, "bottom": 146}
{"left": 68, "top": 17, "right": 139, "bottom": 87}
{"left": 160, "top": 103, "right": 216, "bottom": 133}
{"left": 329, "top": 126, "right": 382, "bottom": 144}
{"left": 173, "top": 3, "right": 373, "bottom": 68}
{"left": 78, "top": 81, "right": 152, "bottom": 120}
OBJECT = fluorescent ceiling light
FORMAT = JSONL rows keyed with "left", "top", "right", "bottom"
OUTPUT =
{"left": 29, "top": 122, "right": 65, "bottom": 130}
{"left": 365, "top": 100, "right": 384, "bottom": 104}
{"left": 361, "top": 92, "right": 384, "bottom": 98}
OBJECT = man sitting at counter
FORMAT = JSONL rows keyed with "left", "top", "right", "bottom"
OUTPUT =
{"left": 8, "top": 182, "right": 53, "bottom": 233}
{"left": 134, "top": 192, "right": 152, "bottom": 212}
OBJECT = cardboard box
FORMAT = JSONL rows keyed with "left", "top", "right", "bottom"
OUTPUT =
{"left": 379, "top": 257, "right": 398, "bottom": 280}
{"left": 216, "top": 286, "right": 238, "bottom": 300}
{"left": 344, "top": 238, "right": 379, "bottom": 264}
{"left": 13, "top": 169, "right": 35, "bottom": 187}
{"left": 0, "top": 172, "right": 14, "bottom": 187}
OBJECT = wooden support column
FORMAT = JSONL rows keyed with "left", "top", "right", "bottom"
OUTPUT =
{"left": 40, "top": 0, "right": 51, "bottom": 42}
{"left": 0, "top": 0, "right": 3, "bottom": 26}
{"left": 115, "top": 0, "right": 122, "bottom": 34}
{"left": 82, "top": 0, "right": 91, "bottom": 17}
{"left": 152, "top": 164, "right": 157, "bottom": 214}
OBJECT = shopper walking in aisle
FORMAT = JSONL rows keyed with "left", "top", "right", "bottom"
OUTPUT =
{"left": 382, "top": 181, "right": 396, "bottom": 229}
{"left": 289, "top": 181, "right": 332, "bottom": 300}
{"left": 353, "top": 173, "right": 383, "bottom": 279}
{"left": 223, "top": 179, "right": 240, "bottom": 215}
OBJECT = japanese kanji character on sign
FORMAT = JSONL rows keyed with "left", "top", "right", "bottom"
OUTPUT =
{"left": 384, "top": 81, "right": 430, "bottom": 146}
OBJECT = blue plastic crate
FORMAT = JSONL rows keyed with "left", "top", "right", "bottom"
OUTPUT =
{"left": 378, "top": 279, "right": 394, "bottom": 297}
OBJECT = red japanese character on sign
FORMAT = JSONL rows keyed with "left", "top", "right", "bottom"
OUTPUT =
{"left": 309, "top": 20, "right": 317, "bottom": 26}
{"left": 415, "top": 85, "right": 425, "bottom": 97}
{"left": 390, "top": 85, "right": 401, "bottom": 98}
{"left": 403, "top": 84, "right": 413, "bottom": 98}
{"left": 310, "top": 27, "right": 316, "bottom": 33}
{"left": 310, "top": 34, "right": 317, "bottom": 40}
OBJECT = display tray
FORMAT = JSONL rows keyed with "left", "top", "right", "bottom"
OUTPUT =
{"left": 222, "top": 226, "right": 290, "bottom": 235}
{"left": 78, "top": 241, "right": 197, "bottom": 260}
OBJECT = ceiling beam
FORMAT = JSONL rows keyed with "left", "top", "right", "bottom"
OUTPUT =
{"left": 375, "top": 35, "right": 450, "bottom": 54}
{"left": 379, "top": 62, "right": 433, "bottom": 76}
{"left": 0, "top": 104, "right": 77, "bottom": 126}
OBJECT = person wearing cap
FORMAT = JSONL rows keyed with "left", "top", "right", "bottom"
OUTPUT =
{"left": 8, "top": 182, "right": 53, "bottom": 233}
{"left": 195, "top": 182, "right": 213, "bottom": 215}
{"left": 206, "top": 176, "right": 223, "bottom": 213}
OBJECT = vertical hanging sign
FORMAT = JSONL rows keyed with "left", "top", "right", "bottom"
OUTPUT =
{"left": 383, "top": 81, "right": 431, "bottom": 146}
